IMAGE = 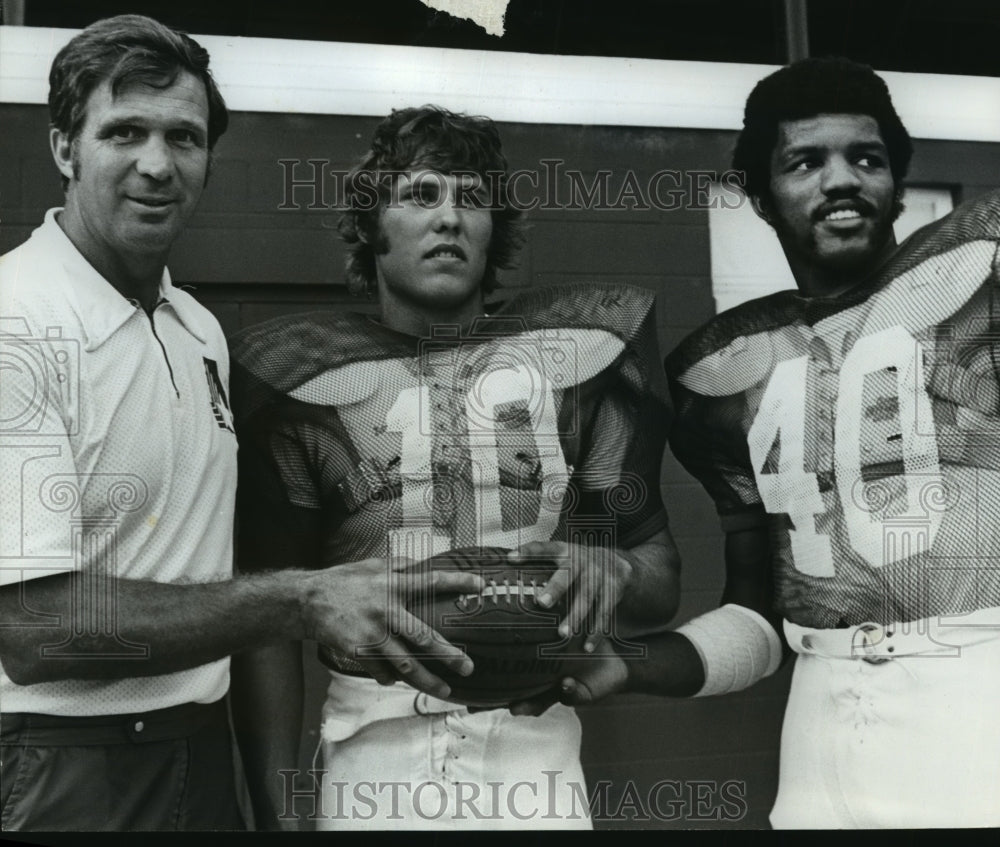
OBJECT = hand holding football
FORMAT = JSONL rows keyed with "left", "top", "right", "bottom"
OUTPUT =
{"left": 408, "top": 546, "right": 587, "bottom": 707}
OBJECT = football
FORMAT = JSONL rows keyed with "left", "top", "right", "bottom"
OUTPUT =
{"left": 409, "top": 546, "right": 586, "bottom": 707}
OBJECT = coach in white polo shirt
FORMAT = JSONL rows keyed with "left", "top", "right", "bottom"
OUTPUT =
{"left": 0, "top": 15, "right": 481, "bottom": 832}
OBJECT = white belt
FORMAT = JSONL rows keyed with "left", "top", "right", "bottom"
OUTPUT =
{"left": 784, "top": 607, "right": 1000, "bottom": 664}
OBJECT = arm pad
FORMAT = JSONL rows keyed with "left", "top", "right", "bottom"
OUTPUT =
{"left": 674, "top": 604, "right": 782, "bottom": 697}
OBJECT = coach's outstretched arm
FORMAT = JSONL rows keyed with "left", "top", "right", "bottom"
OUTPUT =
{"left": 0, "top": 561, "right": 482, "bottom": 691}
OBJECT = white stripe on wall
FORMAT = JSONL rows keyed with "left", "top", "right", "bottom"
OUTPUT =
{"left": 2, "top": 25, "right": 999, "bottom": 141}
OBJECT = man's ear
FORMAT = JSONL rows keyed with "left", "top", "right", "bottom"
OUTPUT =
{"left": 49, "top": 127, "right": 75, "bottom": 183}
{"left": 750, "top": 194, "right": 772, "bottom": 226}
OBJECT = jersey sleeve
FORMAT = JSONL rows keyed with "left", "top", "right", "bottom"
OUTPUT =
{"left": 667, "top": 374, "right": 767, "bottom": 533}
{"left": 0, "top": 329, "right": 80, "bottom": 586}
{"left": 230, "top": 358, "right": 325, "bottom": 575}
{"left": 573, "top": 296, "right": 672, "bottom": 549}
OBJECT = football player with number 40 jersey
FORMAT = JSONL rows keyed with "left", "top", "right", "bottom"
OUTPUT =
{"left": 228, "top": 106, "right": 681, "bottom": 830}
{"left": 554, "top": 58, "right": 1000, "bottom": 828}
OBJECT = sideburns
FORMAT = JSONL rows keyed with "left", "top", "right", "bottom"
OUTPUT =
{"left": 364, "top": 217, "right": 390, "bottom": 256}
{"left": 891, "top": 187, "right": 905, "bottom": 222}
{"left": 71, "top": 137, "right": 81, "bottom": 181}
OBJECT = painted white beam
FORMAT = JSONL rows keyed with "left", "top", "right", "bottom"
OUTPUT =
{"left": 2, "top": 25, "right": 998, "bottom": 141}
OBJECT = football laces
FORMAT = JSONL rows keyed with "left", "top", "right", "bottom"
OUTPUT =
{"left": 457, "top": 576, "right": 546, "bottom": 609}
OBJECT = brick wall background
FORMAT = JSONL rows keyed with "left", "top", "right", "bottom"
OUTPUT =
{"left": 3, "top": 103, "right": 999, "bottom": 828}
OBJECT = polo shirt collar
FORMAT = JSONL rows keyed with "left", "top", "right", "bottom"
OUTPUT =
{"left": 157, "top": 286, "right": 211, "bottom": 345}
{"left": 38, "top": 209, "right": 208, "bottom": 351}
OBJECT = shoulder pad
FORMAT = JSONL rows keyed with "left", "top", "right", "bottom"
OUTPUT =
{"left": 868, "top": 189, "right": 1000, "bottom": 289}
{"left": 499, "top": 282, "right": 654, "bottom": 343}
{"left": 665, "top": 291, "right": 801, "bottom": 390}
{"left": 674, "top": 330, "right": 777, "bottom": 397}
{"left": 860, "top": 240, "right": 998, "bottom": 337}
{"left": 460, "top": 327, "right": 627, "bottom": 389}
{"left": 230, "top": 311, "right": 392, "bottom": 395}
{"left": 288, "top": 358, "right": 385, "bottom": 407}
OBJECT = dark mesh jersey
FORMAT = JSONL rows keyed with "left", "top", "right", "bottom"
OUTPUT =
{"left": 231, "top": 283, "right": 669, "bottom": 587}
{"left": 666, "top": 191, "right": 1000, "bottom": 628}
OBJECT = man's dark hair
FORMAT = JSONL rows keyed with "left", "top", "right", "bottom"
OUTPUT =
{"left": 49, "top": 14, "right": 229, "bottom": 186}
{"left": 732, "top": 57, "right": 912, "bottom": 205}
{"left": 339, "top": 105, "right": 525, "bottom": 297}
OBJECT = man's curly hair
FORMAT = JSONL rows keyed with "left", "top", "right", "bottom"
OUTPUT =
{"left": 339, "top": 105, "right": 525, "bottom": 296}
{"left": 732, "top": 57, "right": 912, "bottom": 207}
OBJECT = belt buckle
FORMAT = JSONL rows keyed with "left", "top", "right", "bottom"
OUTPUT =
{"left": 854, "top": 623, "right": 891, "bottom": 665}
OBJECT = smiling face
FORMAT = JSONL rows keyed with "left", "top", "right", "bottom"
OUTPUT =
{"left": 372, "top": 169, "right": 493, "bottom": 327}
{"left": 763, "top": 113, "right": 899, "bottom": 296}
{"left": 51, "top": 70, "right": 210, "bottom": 282}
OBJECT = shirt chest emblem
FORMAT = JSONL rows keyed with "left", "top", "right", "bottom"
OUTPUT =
{"left": 203, "top": 357, "right": 234, "bottom": 433}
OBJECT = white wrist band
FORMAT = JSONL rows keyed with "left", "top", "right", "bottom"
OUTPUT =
{"left": 674, "top": 604, "right": 782, "bottom": 697}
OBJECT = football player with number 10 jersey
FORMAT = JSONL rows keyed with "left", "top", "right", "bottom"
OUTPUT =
{"left": 229, "top": 106, "right": 681, "bottom": 830}
{"left": 559, "top": 59, "right": 1000, "bottom": 828}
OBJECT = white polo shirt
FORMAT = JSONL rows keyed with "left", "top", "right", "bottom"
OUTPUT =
{"left": 0, "top": 209, "right": 237, "bottom": 715}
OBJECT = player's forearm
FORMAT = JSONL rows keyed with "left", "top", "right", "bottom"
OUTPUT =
{"left": 0, "top": 571, "right": 312, "bottom": 685}
{"left": 617, "top": 601, "right": 785, "bottom": 702}
{"left": 231, "top": 641, "right": 305, "bottom": 831}
{"left": 616, "top": 529, "right": 682, "bottom": 633}
{"left": 621, "top": 630, "right": 706, "bottom": 697}
{"left": 622, "top": 527, "right": 784, "bottom": 697}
